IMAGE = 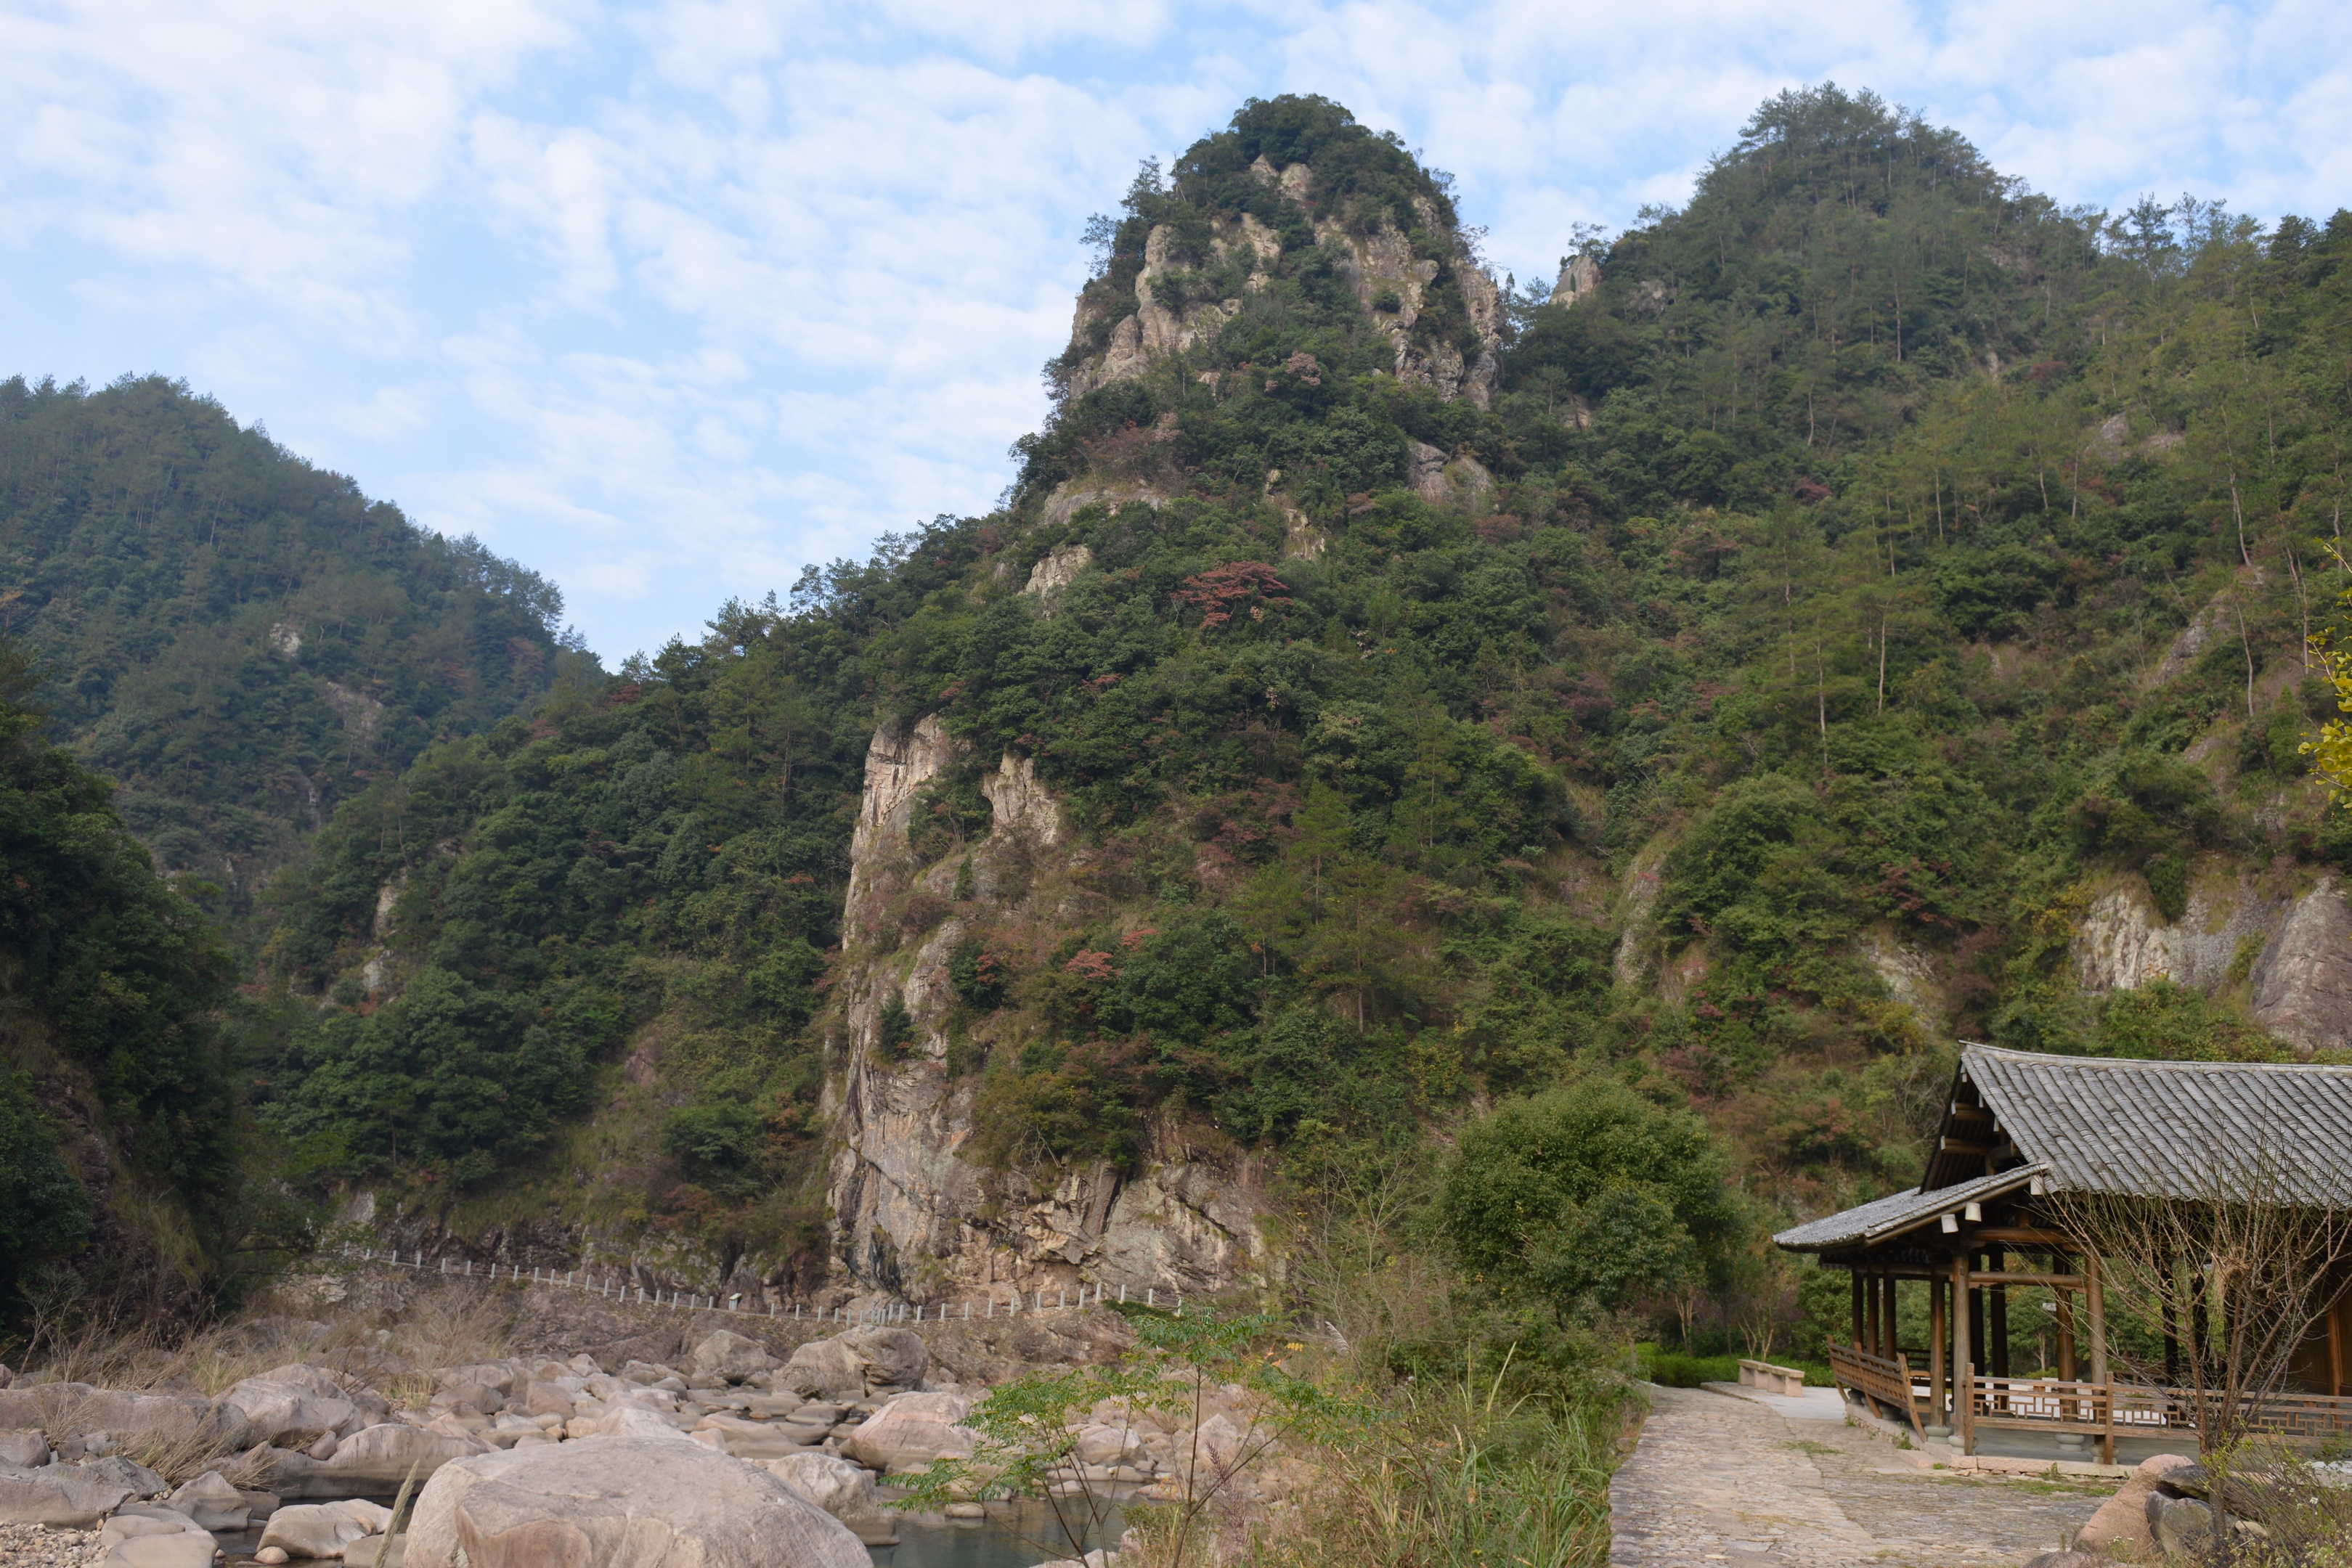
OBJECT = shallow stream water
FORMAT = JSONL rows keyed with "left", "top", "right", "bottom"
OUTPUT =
{"left": 206, "top": 1492, "right": 1123, "bottom": 1568}
{"left": 874, "top": 1497, "right": 1126, "bottom": 1568}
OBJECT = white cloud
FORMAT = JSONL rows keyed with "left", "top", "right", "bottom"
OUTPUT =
{"left": 3, "top": 0, "right": 2346, "bottom": 658}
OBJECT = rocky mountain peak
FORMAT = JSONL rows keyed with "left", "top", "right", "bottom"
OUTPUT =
{"left": 1053, "top": 99, "right": 1501, "bottom": 411}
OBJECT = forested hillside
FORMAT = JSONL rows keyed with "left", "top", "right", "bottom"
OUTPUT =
{"left": 250, "top": 89, "right": 2352, "bottom": 1327}
{"left": 0, "top": 641, "right": 267, "bottom": 1318}
{"left": 0, "top": 376, "right": 588, "bottom": 920}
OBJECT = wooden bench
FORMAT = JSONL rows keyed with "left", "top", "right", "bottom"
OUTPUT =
{"left": 1738, "top": 1358, "right": 1806, "bottom": 1397}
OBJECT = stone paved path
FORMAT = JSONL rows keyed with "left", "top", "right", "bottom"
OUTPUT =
{"left": 1609, "top": 1384, "right": 2111, "bottom": 1566}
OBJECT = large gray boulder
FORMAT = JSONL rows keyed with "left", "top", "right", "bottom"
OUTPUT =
{"left": 2074, "top": 1450, "right": 2193, "bottom": 1556}
{"left": 84, "top": 1456, "right": 169, "bottom": 1499}
{"left": 2156, "top": 1495, "right": 2214, "bottom": 1559}
{"left": 97, "top": 1506, "right": 218, "bottom": 1568}
{"left": 274, "top": 1423, "right": 487, "bottom": 1498}
{"left": 764, "top": 1453, "right": 897, "bottom": 1545}
{"left": 219, "top": 1372, "right": 359, "bottom": 1449}
{"left": 164, "top": 1470, "right": 251, "bottom": 1531}
{"left": 591, "top": 1405, "right": 693, "bottom": 1442}
{"left": 0, "top": 1462, "right": 142, "bottom": 1527}
{"left": 842, "top": 1327, "right": 927, "bottom": 1392}
{"left": 436, "top": 1364, "right": 516, "bottom": 1395}
{"left": 691, "top": 1331, "right": 775, "bottom": 1384}
{"left": 837, "top": 1392, "right": 975, "bottom": 1474}
{"left": 0, "top": 1431, "right": 47, "bottom": 1468}
{"left": 775, "top": 1339, "right": 865, "bottom": 1401}
{"left": 0, "top": 1385, "right": 225, "bottom": 1448}
{"left": 259, "top": 1499, "right": 393, "bottom": 1559}
{"left": 404, "top": 1437, "right": 870, "bottom": 1568}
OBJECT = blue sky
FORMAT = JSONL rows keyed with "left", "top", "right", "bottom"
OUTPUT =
{"left": 5, "top": 0, "right": 2349, "bottom": 663}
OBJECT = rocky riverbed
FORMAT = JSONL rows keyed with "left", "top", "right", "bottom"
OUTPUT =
{"left": 0, "top": 1275, "right": 1269, "bottom": 1568}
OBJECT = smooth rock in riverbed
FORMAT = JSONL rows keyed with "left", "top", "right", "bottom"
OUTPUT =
{"left": 165, "top": 1471, "right": 251, "bottom": 1532}
{"left": 691, "top": 1331, "right": 776, "bottom": 1384}
{"left": 259, "top": 1500, "right": 392, "bottom": 1559}
{"left": 776, "top": 1339, "right": 866, "bottom": 1402}
{"left": 283, "top": 1422, "right": 489, "bottom": 1497}
{"left": 219, "top": 1373, "right": 358, "bottom": 1451}
{"left": 102, "top": 1533, "right": 219, "bottom": 1568}
{"left": 0, "top": 1431, "right": 50, "bottom": 1468}
{"left": 0, "top": 1464, "right": 142, "bottom": 1527}
{"left": 838, "top": 1392, "right": 975, "bottom": 1474}
{"left": 404, "top": 1436, "right": 869, "bottom": 1568}
{"left": 593, "top": 1404, "right": 694, "bottom": 1442}
{"left": 841, "top": 1327, "right": 927, "bottom": 1393}
{"left": 764, "top": 1453, "right": 898, "bottom": 1545}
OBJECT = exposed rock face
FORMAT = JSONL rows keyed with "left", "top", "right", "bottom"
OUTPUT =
{"left": 1065, "top": 221, "right": 1246, "bottom": 401}
{"left": 2065, "top": 873, "right": 2352, "bottom": 1058}
{"left": 823, "top": 710, "right": 1272, "bottom": 1304}
{"left": 1612, "top": 844, "right": 1668, "bottom": 987}
{"left": 1551, "top": 253, "right": 1600, "bottom": 306}
{"left": 1407, "top": 440, "right": 1494, "bottom": 505}
{"left": 2249, "top": 878, "right": 2352, "bottom": 1055}
{"left": 1858, "top": 931, "right": 1939, "bottom": 1026}
{"left": 2149, "top": 573, "right": 2261, "bottom": 685}
{"left": 1314, "top": 200, "right": 1499, "bottom": 408}
{"left": 981, "top": 752, "right": 1062, "bottom": 848}
{"left": 1039, "top": 482, "right": 1163, "bottom": 530}
{"left": 1060, "top": 160, "right": 1498, "bottom": 409}
{"left": 1022, "top": 544, "right": 1095, "bottom": 612}
{"left": 2073, "top": 878, "right": 2285, "bottom": 995}
{"left": 841, "top": 716, "right": 956, "bottom": 947}
{"left": 404, "top": 1438, "right": 868, "bottom": 1568}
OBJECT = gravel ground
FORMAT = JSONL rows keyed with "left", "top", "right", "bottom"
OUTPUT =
{"left": 1611, "top": 1384, "right": 2114, "bottom": 1567}
{"left": 0, "top": 1522, "right": 105, "bottom": 1568}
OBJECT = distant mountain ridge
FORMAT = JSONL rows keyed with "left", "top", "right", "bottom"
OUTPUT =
{"left": 0, "top": 375, "right": 593, "bottom": 920}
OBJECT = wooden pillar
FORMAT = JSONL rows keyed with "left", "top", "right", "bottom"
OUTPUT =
{"left": 1953, "top": 1250, "right": 1975, "bottom": 1455}
{"left": 1851, "top": 1269, "right": 1865, "bottom": 1349}
{"left": 2056, "top": 1281, "right": 2078, "bottom": 1384}
{"left": 1881, "top": 1274, "right": 1899, "bottom": 1358}
{"left": 2088, "top": 1254, "right": 2113, "bottom": 1465}
{"left": 1969, "top": 1262, "right": 1986, "bottom": 1391}
{"left": 1929, "top": 1274, "right": 1948, "bottom": 1432}
{"left": 1864, "top": 1270, "right": 1880, "bottom": 1356}
{"left": 1989, "top": 1246, "right": 2011, "bottom": 1381}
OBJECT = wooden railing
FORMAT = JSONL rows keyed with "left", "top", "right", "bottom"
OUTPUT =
{"left": 1831, "top": 1341, "right": 2352, "bottom": 1461}
{"left": 1963, "top": 1375, "right": 2352, "bottom": 1460}
{"left": 1966, "top": 1373, "right": 2115, "bottom": 1460}
{"left": 1827, "top": 1342, "right": 1926, "bottom": 1439}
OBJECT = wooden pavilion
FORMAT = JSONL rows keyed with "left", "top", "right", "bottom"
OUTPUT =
{"left": 1774, "top": 1043, "right": 2352, "bottom": 1460}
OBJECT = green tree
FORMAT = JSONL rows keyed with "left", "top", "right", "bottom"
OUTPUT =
{"left": 1436, "top": 1079, "right": 1736, "bottom": 1312}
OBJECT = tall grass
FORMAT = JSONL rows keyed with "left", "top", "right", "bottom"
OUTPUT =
{"left": 1243, "top": 1357, "right": 1621, "bottom": 1568}
{"left": 10, "top": 1278, "right": 512, "bottom": 1408}
{"left": 1120, "top": 1143, "right": 1632, "bottom": 1568}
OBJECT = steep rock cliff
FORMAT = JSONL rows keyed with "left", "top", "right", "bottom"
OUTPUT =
{"left": 2068, "top": 872, "right": 2352, "bottom": 1057}
{"left": 1059, "top": 155, "right": 1499, "bottom": 409}
{"left": 821, "top": 717, "right": 1272, "bottom": 1304}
